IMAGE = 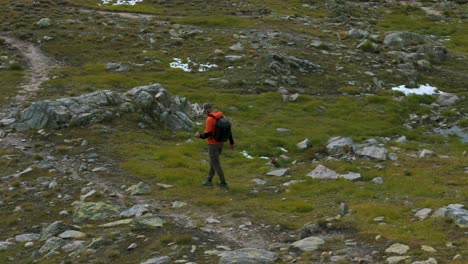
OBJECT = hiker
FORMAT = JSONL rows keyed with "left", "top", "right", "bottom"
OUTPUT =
{"left": 194, "top": 103, "right": 234, "bottom": 189}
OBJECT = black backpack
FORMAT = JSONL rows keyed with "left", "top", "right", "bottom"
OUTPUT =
{"left": 213, "top": 115, "right": 232, "bottom": 142}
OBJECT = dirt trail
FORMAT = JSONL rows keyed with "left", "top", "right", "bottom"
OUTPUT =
{"left": 0, "top": 35, "right": 56, "bottom": 103}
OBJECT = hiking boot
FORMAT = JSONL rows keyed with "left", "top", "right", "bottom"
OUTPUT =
{"left": 219, "top": 183, "right": 229, "bottom": 189}
{"left": 201, "top": 181, "right": 213, "bottom": 186}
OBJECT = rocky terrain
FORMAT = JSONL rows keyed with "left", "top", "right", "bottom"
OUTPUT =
{"left": 0, "top": 0, "right": 467, "bottom": 263}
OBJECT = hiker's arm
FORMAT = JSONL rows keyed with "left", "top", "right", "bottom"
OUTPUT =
{"left": 229, "top": 134, "right": 234, "bottom": 145}
{"left": 198, "top": 131, "right": 213, "bottom": 139}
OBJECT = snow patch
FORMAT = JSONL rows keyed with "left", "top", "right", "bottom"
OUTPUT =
{"left": 169, "top": 58, "right": 217, "bottom": 72}
{"left": 101, "top": 0, "right": 143, "bottom": 5}
{"left": 391, "top": 84, "right": 442, "bottom": 95}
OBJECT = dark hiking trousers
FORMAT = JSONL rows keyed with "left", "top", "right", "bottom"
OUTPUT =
{"left": 207, "top": 144, "right": 226, "bottom": 184}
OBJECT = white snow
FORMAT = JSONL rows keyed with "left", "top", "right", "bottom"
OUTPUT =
{"left": 169, "top": 58, "right": 217, "bottom": 72}
{"left": 391, "top": 84, "right": 442, "bottom": 96}
{"left": 241, "top": 150, "right": 254, "bottom": 159}
{"left": 101, "top": 0, "right": 143, "bottom": 5}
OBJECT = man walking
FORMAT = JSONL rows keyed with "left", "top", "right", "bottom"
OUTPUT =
{"left": 194, "top": 103, "right": 234, "bottom": 189}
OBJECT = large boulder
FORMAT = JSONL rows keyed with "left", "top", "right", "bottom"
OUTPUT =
{"left": 355, "top": 145, "right": 388, "bottom": 161}
{"left": 72, "top": 201, "right": 122, "bottom": 223}
{"left": 11, "top": 84, "right": 197, "bottom": 131}
{"left": 326, "top": 136, "right": 354, "bottom": 154}
{"left": 383, "top": 32, "right": 427, "bottom": 49}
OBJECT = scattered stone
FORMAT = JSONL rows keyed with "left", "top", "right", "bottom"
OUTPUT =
{"left": 157, "top": 183, "right": 174, "bottom": 189}
{"left": 252, "top": 178, "right": 267, "bottom": 185}
{"left": 372, "top": 177, "right": 384, "bottom": 184}
{"left": 36, "top": 18, "right": 51, "bottom": 28}
{"left": 306, "top": 165, "right": 338, "bottom": 179}
{"left": 266, "top": 168, "right": 288, "bottom": 177}
{"left": 282, "top": 93, "right": 299, "bottom": 102}
{"left": 141, "top": 256, "right": 171, "bottom": 264}
{"left": 15, "top": 233, "right": 40, "bottom": 242}
{"left": 106, "top": 62, "right": 129, "bottom": 72}
{"left": 339, "top": 172, "right": 362, "bottom": 181}
{"left": 72, "top": 201, "right": 122, "bottom": 223}
{"left": 99, "top": 219, "right": 133, "bottom": 228}
{"left": 436, "top": 93, "right": 459, "bottom": 106}
{"left": 40, "top": 221, "right": 70, "bottom": 241}
{"left": 128, "top": 243, "right": 138, "bottom": 250}
{"left": 418, "top": 149, "right": 436, "bottom": 158}
{"left": 385, "top": 243, "right": 410, "bottom": 255}
{"left": 88, "top": 237, "right": 112, "bottom": 250}
{"left": 374, "top": 216, "right": 385, "bottom": 222}
{"left": 62, "top": 240, "right": 86, "bottom": 252}
{"left": 58, "top": 230, "right": 86, "bottom": 239}
{"left": 0, "top": 241, "right": 15, "bottom": 250}
{"left": 383, "top": 32, "right": 426, "bottom": 49}
{"left": 205, "top": 216, "right": 220, "bottom": 224}
{"left": 412, "top": 258, "right": 438, "bottom": 264}
{"left": 421, "top": 245, "right": 437, "bottom": 253}
{"left": 296, "top": 138, "right": 310, "bottom": 150}
{"left": 219, "top": 248, "right": 277, "bottom": 264}
{"left": 348, "top": 29, "right": 369, "bottom": 39}
{"left": 225, "top": 55, "right": 243, "bottom": 62}
{"left": 432, "top": 204, "right": 468, "bottom": 228}
{"left": 229, "top": 42, "right": 244, "bottom": 51}
{"left": 326, "top": 137, "right": 354, "bottom": 154}
{"left": 339, "top": 202, "right": 349, "bottom": 216}
{"left": 121, "top": 204, "right": 150, "bottom": 217}
{"left": 282, "top": 180, "right": 304, "bottom": 186}
{"left": 11, "top": 167, "right": 33, "bottom": 178}
{"left": 126, "top": 182, "right": 151, "bottom": 195}
{"left": 452, "top": 254, "right": 462, "bottom": 261}
{"left": 80, "top": 190, "right": 96, "bottom": 201}
{"left": 355, "top": 146, "right": 388, "bottom": 161}
{"left": 172, "top": 201, "right": 187, "bottom": 208}
{"left": 24, "top": 242, "right": 34, "bottom": 248}
{"left": 415, "top": 208, "right": 432, "bottom": 220}
{"left": 291, "top": 236, "right": 325, "bottom": 251}
{"left": 133, "top": 217, "right": 165, "bottom": 229}
{"left": 39, "top": 237, "right": 65, "bottom": 254}
{"left": 386, "top": 256, "right": 411, "bottom": 264}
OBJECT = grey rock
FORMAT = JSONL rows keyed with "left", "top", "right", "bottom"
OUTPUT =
{"left": 229, "top": 42, "right": 244, "bottom": 51}
{"left": 266, "top": 168, "right": 288, "bottom": 177}
{"left": 58, "top": 230, "right": 86, "bottom": 239}
{"left": 219, "top": 248, "right": 277, "bottom": 264}
{"left": 39, "top": 237, "right": 65, "bottom": 254}
{"left": 340, "top": 172, "right": 362, "bottom": 181}
{"left": 133, "top": 216, "right": 165, "bottom": 229}
{"left": 412, "top": 257, "right": 438, "bottom": 264}
{"left": 225, "top": 55, "right": 244, "bottom": 62}
{"left": 306, "top": 165, "right": 338, "bottom": 179}
{"left": 297, "top": 222, "right": 321, "bottom": 239}
{"left": 0, "top": 241, "right": 15, "bottom": 250}
{"left": 415, "top": 208, "right": 432, "bottom": 220}
{"left": 61, "top": 240, "right": 86, "bottom": 252}
{"left": 355, "top": 146, "right": 388, "bottom": 160}
{"left": 384, "top": 32, "right": 426, "bottom": 49}
{"left": 436, "top": 93, "right": 459, "bottom": 106}
{"left": 433, "top": 204, "right": 468, "bottom": 228}
{"left": 385, "top": 243, "right": 410, "bottom": 255}
{"left": 348, "top": 29, "right": 369, "bottom": 39}
{"left": 387, "top": 256, "right": 411, "bottom": 264}
{"left": 252, "top": 178, "right": 267, "bottom": 185}
{"left": 11, "top": 84, "right": 196, "bottom": 132}
{"left": 40, "top": 221, "right": 70, "bottom": 241}
{"left": 87, "top": 237, "right": 112, "bottom": 249}
{"left": 372, "top": 177, "right": 384, "bottom": 184}
{"left": 327, "top": 136, "right": 354, "bottom": 154}
{"left": 267, "top": 53, "right": 320, "bottom": 84}
{"left": 141, "top": 256, "right": 171, "bottom": 264}
{"left": 121, "top": 204, "right": 150, "bottom": 217}
{"left": 126, "top": 182, "right": 151, "bottom": 195}
{"left": 106, "top": 62, "right": 129, "bottom": 72}
{"left": 291, "top": 236, "right": 325, "bottom": 251}
{"left": 296, "top": 138, "right": 310, "bottom": 150}
{"left": 99, "top": 219, "right": 133, "bottom": 228}
{"left": 72, "top": 201, "right": 122, "bottom": 223}
{"left": 15, "top": 233, "right": 40, "bottom": 242}
{"left": 36, "top": 18, "right": 51, "bottom": 28}
{"left": 172, "top": 201, "right": 187, "bottom": 208}
{"left": 418, "top": 149, "right": 436, "bottom": 158}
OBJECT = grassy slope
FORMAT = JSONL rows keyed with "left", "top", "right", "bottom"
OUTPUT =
{"left": 0, "top": 0, "right": 467, "bottom": 262}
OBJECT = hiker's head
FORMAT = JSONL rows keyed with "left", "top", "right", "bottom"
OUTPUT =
{"left": 203, "top": 103, "right": 213, "bottom": 114}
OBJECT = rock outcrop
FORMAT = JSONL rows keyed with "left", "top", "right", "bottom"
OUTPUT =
{"left": 9, "top": 83, "right": 199, "bottom": 131}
